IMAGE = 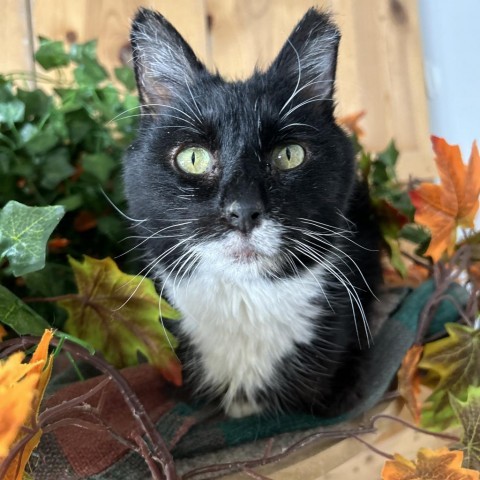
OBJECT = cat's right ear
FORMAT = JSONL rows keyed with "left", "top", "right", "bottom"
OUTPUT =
{"left": 269, "top": 9, "right": 340, "bottom": 110}
{"left": 130, "top": 8, "right": 206, "bottom": 111}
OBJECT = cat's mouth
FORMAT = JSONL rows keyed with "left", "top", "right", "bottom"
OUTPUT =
{"left": 229, "top": 244, "right": 259, "bottom": 263}
{"left": 189, "top": 220, "right": 283, "bottom": 275}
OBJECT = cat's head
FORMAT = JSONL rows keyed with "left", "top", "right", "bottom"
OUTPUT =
{"left": 124, "top": 8, "right": 355, "bottom": 281}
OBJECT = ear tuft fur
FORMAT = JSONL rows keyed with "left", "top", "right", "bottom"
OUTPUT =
{"left": 270, "top": 8, "right": 340, "bottom": 107}
{"left": 130, "top": 8, "right": 205, "bottom": 108}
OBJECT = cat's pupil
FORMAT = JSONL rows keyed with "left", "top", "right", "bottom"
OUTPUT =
{"left": 191, "top": 152, "right": 196, "bottom": 165}
{"left": 286, "top": 147, "right": 291, "bottom": 161}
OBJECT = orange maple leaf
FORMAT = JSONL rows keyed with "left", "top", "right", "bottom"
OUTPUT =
{"left": 338, "top": 110, "right": 366, "bottom": 137}
{"left": 410, "top": 136, "right": 480, "bottom": 261}
{"left": 397, "top": 344, "right": 424, "bottom": 423}
{"left": 0, "top": 325, "right": 7, "bottom": 341}
{"left": 383, "top": 263, "right": 430, "bottom": 288}
{"left": 382, "top": 447, "right": 479, "bottom": 480}
{"left": 0, "top": 329, "right": 54, "bottom": 479}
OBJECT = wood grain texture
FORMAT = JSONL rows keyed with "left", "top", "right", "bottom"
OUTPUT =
{"left": 1, "top": 0, "right": 34, "bottom": 73}
{"left": 333, "top": 0, "right": 433, "bottom": 177}
{"left": 206, "top": 0, "right": 332, "bottom": 80}
{"left": 30, "top": 0, "right": 209, "bottom": 72}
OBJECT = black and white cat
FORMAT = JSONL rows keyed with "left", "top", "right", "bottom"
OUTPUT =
{"left": 123, "top": 8, "right": 382, "bottom": 418}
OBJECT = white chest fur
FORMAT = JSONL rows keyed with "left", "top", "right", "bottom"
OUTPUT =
{"left": 164, "top": 263, "right": 323, "bottom": 416}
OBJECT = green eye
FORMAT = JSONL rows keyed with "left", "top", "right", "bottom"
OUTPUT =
{"left": 272, "top": 144, "right": 305, "bottom": 170}
{"left": 176, "top": 147, "right": 212, "bottom": 175}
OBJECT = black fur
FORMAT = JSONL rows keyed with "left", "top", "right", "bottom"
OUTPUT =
{"left": 124, "top": 8, "right": 382, "bottom": 416}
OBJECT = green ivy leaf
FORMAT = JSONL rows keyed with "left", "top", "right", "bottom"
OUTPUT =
{"left": 0, "top": 100, "right": 25, "bottom": 124}
{"left": 70, "top": 40, "right": 98, "bottom": 64}
{"left": 384, "top": 235, "right": 407, "bottom": 277}
{"left": 114, "top": 66, "right": 136, "bottom": 91}
{"left": 399, "top": 224, "right": 431, "bottom": 244}
{"left": 39, "top": 147, "right": 75, "bottom": 189}
{"left": 73, "top": 62, "right": 108, "bottom": 86}
{"left": 82, "top": 152, "right": 116, "bottom": 184}
{"left": 23, "top": 127, "right": 59, "bottom": 155}
{"left": 449, "top": 386, "right": 480, "bottom": 470}
{"left": 0, "top": 284, "right": 50, "bottom": 335}
{"left": 17, "top": 89, "right": 52, "bottom": 119}
{"left": 0, "top": 201, "right": 65, "bottom": 276}
{"left": 57, "top": 194, "right": 84, "bottom": 212}
{"left": 71, "top": 40, "right": 107, "bottom": 86}
{"left": 35, "top": 38, "right": 70, "bottom": 70}
{"left": 377, "top": 140, "right": 399, "bottom": 173}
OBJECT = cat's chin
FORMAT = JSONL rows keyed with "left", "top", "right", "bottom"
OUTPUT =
{"left": 226, "top": 236, "right": 262, "bottom": 264}
{"left": 190, "top": 220, "right": 284, "bottom": 278}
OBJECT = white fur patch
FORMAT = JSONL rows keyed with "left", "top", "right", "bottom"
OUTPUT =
{"left": 160, "top": 220, "right": 324, "bottom": 416}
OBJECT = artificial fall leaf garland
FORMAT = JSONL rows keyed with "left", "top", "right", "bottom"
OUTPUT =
{"left": 397, "top": 344, "right": 424, "bottom": 423}
{"left": 419, "top": 323, "right": 480, "bottom": 431}
{"left": 0, "top": 102, "right": 478, "bottom": 478}
{"left": 0, "top": 330, "right": 54, "bottom": 479}
{"left": 381, "top": 447, "right": 479, "bottom": 480}
{"left": 410, "top": 136, "right": 480, "bottom": 261}
{"left": 58, "top": 256, "right": 183, "bottom": 386}
{"left": 450, "top": 386, "right": 480, "bottom": 471}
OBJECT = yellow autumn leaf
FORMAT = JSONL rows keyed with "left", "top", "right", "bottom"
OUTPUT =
{"left": 382, "top": 447, "right": 479, "bottom": 480}
{"left": 0, "top": 353, "right": 40, "bottom": 458}
{"left": 0, "top": 329, "right": 54, "bottom": 479}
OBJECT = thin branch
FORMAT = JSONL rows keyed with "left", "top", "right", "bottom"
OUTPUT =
{"left": 351, "top": 435, "right": 393, "bottom": 459}
{"left": 39, "top": 377, "right": 111, "bottom": 425}
{"left": 181, "top": 427, "right": 376, "bottom": 480}
{"left": 0, "top": 336, "right": 177, "bottom": 480}
{"left": 400, "top": 250, "right": 432, "bottom": 270}
{"left": 132, "top": 433, "right": 166, "bottom": 480}
{"left": 369, "top": 414, "right": 460, "bottom": 442}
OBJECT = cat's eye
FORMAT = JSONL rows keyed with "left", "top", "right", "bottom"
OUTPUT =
{"left": 176, "top": 147, "right": 213, "bottom": 175}
{"left": 272, "top": 144, "right": 305, "bottom": 170}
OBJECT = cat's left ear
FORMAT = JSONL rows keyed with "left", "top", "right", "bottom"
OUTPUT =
{"left": 269, "top": 9, "right": 340, "bottom": 107}
{"left": 130, "top": 8, "right": 206, "bottom": 111}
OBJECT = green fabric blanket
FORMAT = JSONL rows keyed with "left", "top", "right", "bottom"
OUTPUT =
{"left": 31, "top": 280, "right": 467, "bottom": 479}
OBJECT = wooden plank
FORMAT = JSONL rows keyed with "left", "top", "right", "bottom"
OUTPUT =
{"left": 27, "top": 0, "right": 432, "bottom": 178}
{"left": 333, "top": 0, "right": 433, "bottom": 178}
{"left": 206, "top": 0, "right": 332, "bottom": 80}
{"left": 206, "top": 0, "right": 432, "bottom": 178}
{"left": 30, "top": 0, "right": 210, "bottom": 73}
{"left": 1, "top": 0, "right": 34, "bottom": 74}
{"left": 383, "top": 0, "right": 433, "bottom": 178}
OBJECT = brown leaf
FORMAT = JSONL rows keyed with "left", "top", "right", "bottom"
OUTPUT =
{"left": 398, "top": 344, "right": 423, "bottom": 423}
{"left": 73, "top": 210, "right": 97, "bottom": 232}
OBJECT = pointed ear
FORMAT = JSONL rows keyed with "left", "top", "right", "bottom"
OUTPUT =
{"left": 270, "top": 9, "right": 340, "bottom": 107}
{"left": 130, "top": 8, "right": 206, "bottom": 111}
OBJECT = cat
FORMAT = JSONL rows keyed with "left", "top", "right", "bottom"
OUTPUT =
{"left": 123, "top": 7, "right": 382, "bottom": 418}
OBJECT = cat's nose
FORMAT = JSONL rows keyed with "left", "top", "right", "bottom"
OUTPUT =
{"left": 225, "top": 200, "right": 263, "bottom": 234}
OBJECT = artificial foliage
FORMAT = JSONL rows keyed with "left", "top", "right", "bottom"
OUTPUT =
{"left": 0, "top": 37, "right": 139, "bottom": 318}
{"left": 381, "top": 447, "right": 479, "bottom": 480}
{"left": 59, "top": 255, "right": 182, "bottom": 386}
{"left": 0, "top": 41, "right": 479, "bottom": 479}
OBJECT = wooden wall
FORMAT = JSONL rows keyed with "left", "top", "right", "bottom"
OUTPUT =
{"left": 1, "top": 0, "right": 433, "bottom": 178}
